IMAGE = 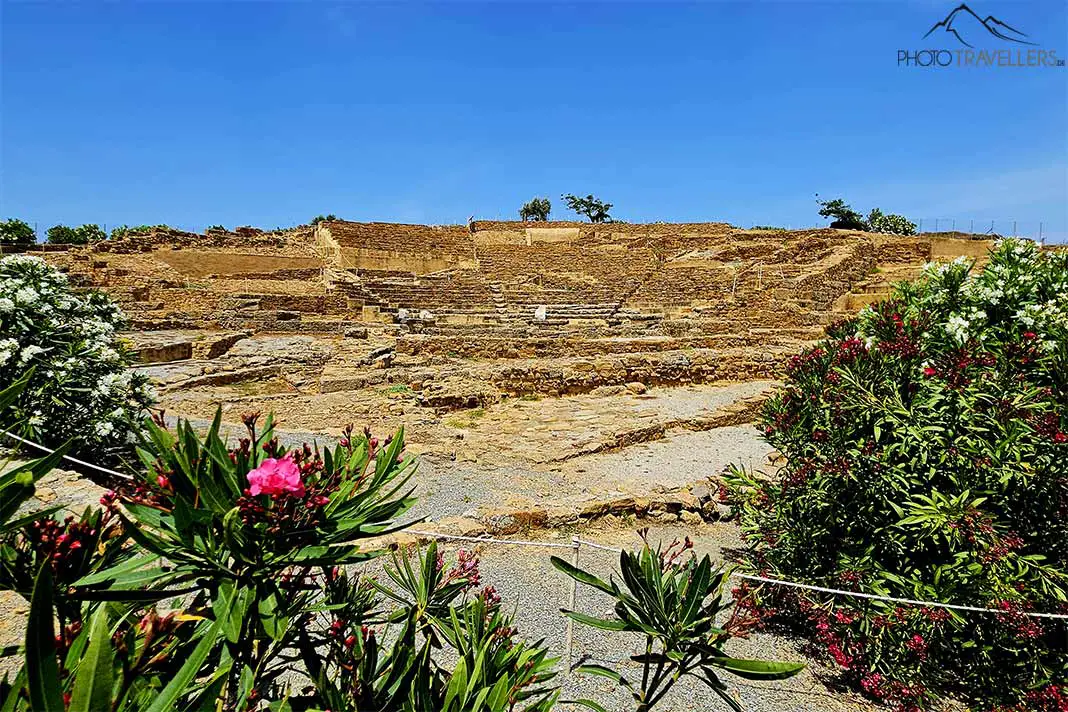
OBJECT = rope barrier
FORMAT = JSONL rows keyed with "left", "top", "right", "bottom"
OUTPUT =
{"left": 2, "top": 429, "right": 134, "bottom": 480}
{"left": 3, "top": 430, "right": 1066, "bottom": 620}
{"left": 731, "top": 573, "right": 1068, "bottom": 619}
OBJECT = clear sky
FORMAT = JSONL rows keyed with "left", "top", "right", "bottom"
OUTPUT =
{"left": 2, "top": 1, "right": 1066, "bottom": 240}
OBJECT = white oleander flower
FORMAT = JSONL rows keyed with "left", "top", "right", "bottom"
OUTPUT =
{"left": 18, "top": 344, "right": 45, "bottom": 364}
{"left": 946, "top": 315, "right": 970, "bottom": 344}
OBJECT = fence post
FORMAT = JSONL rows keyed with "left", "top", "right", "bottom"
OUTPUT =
{"left": 565, "top": 536, "right": 580, "bottom": 671}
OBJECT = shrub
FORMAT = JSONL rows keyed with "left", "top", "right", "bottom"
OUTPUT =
{"left": 45, "top": 224, "right": 106, "bottom": 245}
{"left": 109, "top": 225, "right": 158, "bottom": 240}
{"left": 562, "top": 194, "right": 612, "bottom": 223}
{"left": 727, "top": 239, "right": 1068, "bottom": 710}
{"left": 0, "top": 255, "right": 154, "bottom": 457}
{"left": 552, "top": 530, "right": 803, "bottom": 711}
{"left": 868, "top": 208, "right": 917, "bottom": 236}
{"left": 311, "top": 214, "right": 338, "bottom": 225}
{"left": 520, "top": 197, "right": 552, "bottom": 221}
{"left": 816, "top": 197, "right": 866, "bottom": 230}
{"left": 0, "top": 219, "right": 36, "bottom": 246}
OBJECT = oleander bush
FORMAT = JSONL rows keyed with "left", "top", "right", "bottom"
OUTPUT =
{"left": 866, "top": 208, "right": 917, "bottom": 236}
{"left": 0, "top": 255, "right": 155, "bottom": 458}
{"left": 0, "top": 407, "right": 799, "bottom": 711}
{"left": 0, "top": 218, "right": 36, "bottom": 246}
{"left": 727, "top": 239, "right": 1068, "bottom": 710}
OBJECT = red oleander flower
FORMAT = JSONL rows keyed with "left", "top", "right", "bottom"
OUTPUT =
{"left": 923, "top": 366, "right": 937, "bottom": 377}
{"left": 247, "top": 455, "right": 305, "bottom": 498}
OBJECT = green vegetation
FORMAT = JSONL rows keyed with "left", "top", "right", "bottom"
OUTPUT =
{"left": 552, "top": 532, "right": 804, "bottom": 711}
{"left": 519, "top": 197, "right": 552, "bottom": 221}
{"left": 562, "top": 194, "right": 613, "bottom": 223}
{"left": 816, "top": 196, "right": 917, "bottom": 235}
{"left": 109, "top": 225, "right": 165, "bottom": 240}
{"left": 728, "top": 239, "right": 1067, "bottom": 710}
{"left": 311, "top": 214, "right": 338, "bottom": 225}
{"left": 0, "top": 218, "right": 36, "bottom": 246}
{"left": 0, "top": 255, "right": 154, "bottom": 459}
{"left": 45, "top": 224, "right": 106, "bottom": 245}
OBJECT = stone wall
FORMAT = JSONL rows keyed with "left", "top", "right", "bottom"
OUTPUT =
{"left": 154, "top": 251, "right": 322, "bottom": 278}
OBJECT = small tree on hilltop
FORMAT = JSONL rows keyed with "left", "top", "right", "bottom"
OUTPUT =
{"left": 46, "top": 224, "right": 106, "bottom": 245}
{"left": 311, "top": 214, "right": 338, "bottom": 225}
{"left": 816, "top": 196, "right": 867, "bottom": 231}
{"left": 519, "top": 197, "right": 551, "bottom": 222}
{"left": 46, "top": 225, "right": 81, "bottom": 244}
{"left": 0, "top": 218, "right": 36, "bottom": 246}
{"left": 562, "top": 193, "right": 613, "bottom": 223}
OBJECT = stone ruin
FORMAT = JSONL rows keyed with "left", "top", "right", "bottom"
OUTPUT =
{"left": 31, "top": 219, "right": 996, "bottom": 461}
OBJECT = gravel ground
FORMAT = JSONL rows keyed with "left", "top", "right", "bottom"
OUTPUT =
{"left": 564, "top": 425, "right": 776, "bottom": 494}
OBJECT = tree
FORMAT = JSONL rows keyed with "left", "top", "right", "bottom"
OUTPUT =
{"left": 815, "top": 196, "right": 866, "bottom": 230}
{"left": 45, "top": 224, "right": 106, "bottom": 245}
{"left": 562, "top": 194, "right": 613, "bottom": 223}
{"left": 311, "top": 214, "right": 338, "bottom": 225}
{"left": 519, "top": 197, "right": 551, "bottom": 222}
{"left": 0, "top": 219, "right": 35, "bottom": 246}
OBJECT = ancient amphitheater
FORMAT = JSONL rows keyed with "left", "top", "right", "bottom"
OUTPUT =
{"left": 35, "top": 219, "right": 993, "bottom": 531}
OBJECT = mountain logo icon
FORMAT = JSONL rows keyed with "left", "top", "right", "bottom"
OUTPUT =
{"left": 923, "top": 3, "right": 1037, "bottom": 47}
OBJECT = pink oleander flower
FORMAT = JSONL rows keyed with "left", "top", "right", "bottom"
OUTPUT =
{"left": 247, "top": 455, "right": 305, "bottom": 498}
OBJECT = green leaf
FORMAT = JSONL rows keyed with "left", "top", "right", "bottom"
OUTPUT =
{"left": 25, "top": 566, "right": 64, "bottom": 712}
{"left": 573, "top": 664, "right": 632, "bottom": 689}
{"left": 68, "top": 605, "right": 114, "bottom": 712}
{"left": 566, "top": 700, "right": 611, "bottom": 712}
{"left": 560, "top": 610, "right": 628, "bottom": 632}
{"left": 143, "top": 621, "right": 221, "bottom": 712}
{"left": 550, "top": 556, "right": 615, "bottom": 595}
{"left": 708, "top": 656, "right": 805, "bottom": 680}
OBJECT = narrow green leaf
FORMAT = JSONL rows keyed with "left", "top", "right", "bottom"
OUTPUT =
{"left": 25, "top": 566, "right": 64, "bottom": 712}
{"left": 560, "top": 610, "right": 628, "bottom": 632}
{"left": 68, "top": 605, "right": 114, "bottom": 712}
{"left": 550, "top": 556, "right": 615, "bottom": 595}
{"left": 708, "top": 656, "right": 805, "bottom": 680}
{"left": 144, "top": 621, "right": 220, "bottom": 712}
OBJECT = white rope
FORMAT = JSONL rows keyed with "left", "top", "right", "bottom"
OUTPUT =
{"left": 1, "top": 429, "right": 133, "bottom": 480}
{"left": 577, "top": 539, "right": 1068, "bottom": 620}
{"left": 732, "top": 572, "right": 1068, "bottom": 620}
{"left": 3, "top": 430, "right": 1065, "bottom": 620}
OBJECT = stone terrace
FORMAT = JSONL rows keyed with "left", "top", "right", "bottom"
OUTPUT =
{"left": 32, "top": 219, "right": 997, "bottom": 434}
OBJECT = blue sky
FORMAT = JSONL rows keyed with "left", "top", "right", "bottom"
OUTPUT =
{"left": 2, "top": 1, "right": 1066, "bottom": 240}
